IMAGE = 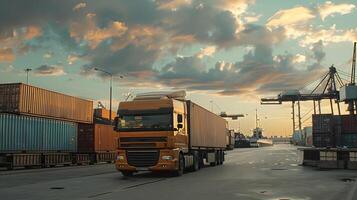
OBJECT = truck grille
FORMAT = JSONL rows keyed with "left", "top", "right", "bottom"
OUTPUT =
{"left": 120, "top": 137, "right": 167, "bottom": 142}
{"left": 126, "top": 150, "right": 159, "bottom": 167}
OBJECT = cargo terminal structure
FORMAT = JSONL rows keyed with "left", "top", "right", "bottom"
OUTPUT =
{"left": 114, "top": 91, "right": 228, "bottom": 176}
{"left": 0, "top": 83, "right": 118, "bottom": 169}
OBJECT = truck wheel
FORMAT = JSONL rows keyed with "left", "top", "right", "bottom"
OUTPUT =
{"left": 121, "top": 171, "right": 133, "bottom": 177}
{"left": 218, "top": 151, "right": 223, "bottom": 165}
{"left": 221, "top": 151, "right": 225, "bottom": 164}
{"left": 217, "top": 151, "right": 221, "bottom": 165}
{"left": 198, "top": 152, "right": 204, "bottom": 168}
{"left": 210, "top": 151, "right": 217, "bottom": 167}
{"left": 174, "top": 154, "right": 184, "bottom": 176}
{"left": 192, "top": 152, "right": 199, "bottom": 171}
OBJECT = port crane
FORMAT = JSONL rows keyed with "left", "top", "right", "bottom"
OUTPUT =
{"left": 261, "top": 65, "right": 344, "bottom": 134}
{"left": 261, "top": 42, "right": 357, "bottom": 134}
{"left": 340, "top": 42, "right": 357, "bottom": 114}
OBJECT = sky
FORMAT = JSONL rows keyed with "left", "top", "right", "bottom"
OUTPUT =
{"left": 0, "top": 0, "right": 356, "bottom": 136}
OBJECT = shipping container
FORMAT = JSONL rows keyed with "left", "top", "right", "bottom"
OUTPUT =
{"left": 94, "top": 108, "right": 116, "bottom": 120}
{"left": 0, "top": 83, "right": 93, "bottom": 123}
{"left": 312, "top": 114, "right": 334, "bottom": 133}
{"left": 313, "top": 133, "right": 335, "bottom": 147}
{"left": 341, "top": 133, "right": 357, "bottom": 148}
{"left": 78, "top": 123, "right": 118, "bottom": 153}
{"left": 341, "top": 115, "right": 357, "bottom": 133}
{"left": 0, "top": 113, "right": 77, "bottom": 152}
{"left": 187, "top": 101, "right": 227, "bottom": 148}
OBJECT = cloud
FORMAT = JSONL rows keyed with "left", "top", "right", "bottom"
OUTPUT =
{"left": 156, "top": 0, "right": 192, "bottom": 10}
{"left": 73, "top": 2, "right": 86, "bottom": 11}
{"left": 157, "top": 38, "right": 325, "bottom": 96}
{"left": 197, "top": 46, "right": 216, "bottom": 58}
{"left": 70, "top": 14, "right": 128, "bottom": 49}
{"left": 318, "top": 1, "right": 356, "bottom": 20}
{"left": 267, "top": 4, "right": 357, "bottom": 47}
{"left": 267, "top": 6, "right": 315, "bottom": 28}
{"left": 293, "top": 54, "right": 306, "bottom": 63}
{"left": 43, "top": 52, "right": 54, "bottom": 59}
{"left": 67, "top": 54, "right": 79, "bottom": 65}
{"left": 33, "top": 65, "right": 66, "bottom": 76}
{"left": 0, "top": 48, "right": 15, "bottom": 62}
{"left": 0, "top": 0, "right": 344, "bottom": 97}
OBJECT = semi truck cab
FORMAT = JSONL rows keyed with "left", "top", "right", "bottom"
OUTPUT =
{"left": 114, "top": 91, "right": 227, "bottom": 176}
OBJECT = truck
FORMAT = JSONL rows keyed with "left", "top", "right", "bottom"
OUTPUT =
{"left": 114, "top": 91, "right": 228, "bottom": 176}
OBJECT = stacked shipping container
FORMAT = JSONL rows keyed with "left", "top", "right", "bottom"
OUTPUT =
{"left": 312, "top": 114, "right": 357, "bottom": 148}
{"left": 0, "top": 83, "right": 94, "bottom": 169}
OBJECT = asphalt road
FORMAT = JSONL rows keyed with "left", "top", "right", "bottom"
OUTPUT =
{"left": 1, "top": 144, "right": 357, "bottom": 200}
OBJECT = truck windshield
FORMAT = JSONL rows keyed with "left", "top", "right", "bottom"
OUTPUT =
{"left": 117, "top": 114, "right": 173, "bottom": 131}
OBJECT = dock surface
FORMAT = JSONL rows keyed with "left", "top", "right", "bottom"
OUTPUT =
{"left": 1, "top": 144, "right": 357, "bottom": 200}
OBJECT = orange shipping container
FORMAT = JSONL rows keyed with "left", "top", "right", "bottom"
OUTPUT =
{"left": 0, "top": 83, "right": 93, "bottom": 123}
{"left": 94, "top": 108, "right": 116, "bottom": 120}
{"left": 78, "top": 123, "right": 118, "bottom": 152}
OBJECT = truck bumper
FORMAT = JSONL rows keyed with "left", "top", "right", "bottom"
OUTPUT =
{"left": 115, "top": 149, "right": 179, "bottom": 172}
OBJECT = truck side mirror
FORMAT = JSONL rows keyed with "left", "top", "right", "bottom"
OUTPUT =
{"left": 177, "top": 124, "right": 183, "bottom": 129}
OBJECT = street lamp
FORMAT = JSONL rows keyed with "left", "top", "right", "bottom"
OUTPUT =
{"left": 25, "top": 68, "right": 32, "bottom": 84}
{"left": 94, "top": 67, "right": 123, "bottom": 123}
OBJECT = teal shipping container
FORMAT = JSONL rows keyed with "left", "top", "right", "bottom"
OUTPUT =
{"left": 0, "top": 113, "right": 77, "bottom": 152}
{"left": 341, "top": 133, "right": 357, "bottom": 148}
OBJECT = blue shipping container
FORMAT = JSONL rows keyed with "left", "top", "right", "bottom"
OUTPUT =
{"left": 0, "top": 113, "right": 77, "bottom": 152}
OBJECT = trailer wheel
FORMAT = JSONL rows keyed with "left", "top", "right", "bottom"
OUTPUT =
{"left": 121, "top": 171, "right": 133, "bottom": 177}
{"left": 210, "top": 151, "right": 217, "bottom": 166}
{"left": 192, "top": 151, "right": 200, "bottom": 171}
{"left": 198, "top": 152, "right": 204, "bottom": 169}
{"left": 219, "top": 151, "right": 224, "bottom": 165}
{"left": 174, "top": 154, "right": 184, "bottom": 176}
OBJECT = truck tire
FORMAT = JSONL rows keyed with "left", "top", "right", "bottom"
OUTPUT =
{"left": 192, "top": 151, "right": 200, "bottom": 171}
{"left": 121, "top": 171, "right": 133, "bottom": 177}
{"left": 210, "top": 151, "right": 217, "bottom": 166}
{"left": 221, "top": 151, "right": 225, "bottom": 164}
{"left": 174, "top": 154, "right": 184, "bottom": 176}
{"left": 198, "top": 152, "right": 204, "bottom": 169}
{"left": 218, "top": 151, "right": 223, "bottom": 165}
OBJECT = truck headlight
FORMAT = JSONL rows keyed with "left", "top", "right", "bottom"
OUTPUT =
{"left": 162, "top": 155, "right": 173, "bottom": 160}
{"left": 117, "top": 155, "right": 125, "bottom": 161}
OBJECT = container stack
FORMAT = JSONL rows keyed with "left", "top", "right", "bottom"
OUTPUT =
{"left": 312, "top": 114, "right": 357, "bottom": 148}
{"left": 302, "top": 114, "right": 357, "bottom": 169}
{"left": 77, "top": 108, "right": 118, "bottom": 164}
{"left": 0, "top": 83, "right": 93, "bottom": 169}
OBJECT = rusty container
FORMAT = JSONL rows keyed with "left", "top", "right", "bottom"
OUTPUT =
{"left": 94, "top": 108, "right": 116, "bottom": 120}
{"left": 187, "top": 101, "right": 228, "bottom": 149}
{"left": 77, "top": 123, "right": 118, "bottom": 152}
{"left": 341, "top": 115, "right": 357, "bottom": 134}
{"left": 0, "top": 83, "right": 93, "bottom": 123}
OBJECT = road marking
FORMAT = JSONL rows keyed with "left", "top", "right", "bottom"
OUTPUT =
{"left": 88, "top": 191, "right": 112, "bottom": 198}
{"left": 122, "top": 179, "right": 166, "bottom": 190}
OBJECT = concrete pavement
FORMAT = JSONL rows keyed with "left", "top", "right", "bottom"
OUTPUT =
{"left": 1, "top": 144, "right": 357, "bottom": 200}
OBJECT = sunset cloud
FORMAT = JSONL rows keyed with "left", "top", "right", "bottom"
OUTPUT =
{"left": 0, "top": 0, "right": 353, "bottom": 97}
{"left": 267, "top": 7, "right": 315, "bottom": 28}
{"left": 318, "top": 1, "right": 355, "bottom": 20}
{"left": 0, "top": 48, "right": 15, "bottom": 62}
{"left": 34, "top": 65, "right": 66, "bottom": 76}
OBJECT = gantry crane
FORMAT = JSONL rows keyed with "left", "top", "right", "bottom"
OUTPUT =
{"left": 261, "top": 65, "right": 344, "bottom": 134}
{"left": 340, "top": 42, "right": 357, "bottom": 114}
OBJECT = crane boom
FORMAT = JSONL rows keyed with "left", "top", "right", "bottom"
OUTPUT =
{"left": 351, "top": 42, "right": 356, "bottom": 85}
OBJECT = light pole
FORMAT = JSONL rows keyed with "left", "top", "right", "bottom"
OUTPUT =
{"left": 94, "top": 67, "right": 123, "bottom": 123}
{"left": 25, "top": 68, "right": 32, "bottom": 84}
